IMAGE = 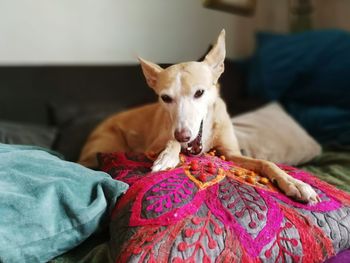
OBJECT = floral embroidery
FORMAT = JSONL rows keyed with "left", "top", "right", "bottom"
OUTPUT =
{"left": 99, "top": 152, "right": 350, "bottom": 263}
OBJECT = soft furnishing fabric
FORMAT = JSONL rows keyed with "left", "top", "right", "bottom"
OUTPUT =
{"left": 99, "top": 151, "right": 350, "bottom": 263}
{"left": 232, "top": 102, "right": 321, "bottom": 165}
{"left": 0, "top": 144, "right": 128, "bottom": 263}
{"left": 0, "top": 121, "right": 57, "bottom": 149}
{"left": 245, "top": 30, "right": 350, "bottom": 146}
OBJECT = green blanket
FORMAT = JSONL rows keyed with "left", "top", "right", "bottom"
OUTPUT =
{"left": 300, "top": 148, "right": 350, "bottom": 193}
{"left": 50, "top": 231, "right": 112, "bottom": 263}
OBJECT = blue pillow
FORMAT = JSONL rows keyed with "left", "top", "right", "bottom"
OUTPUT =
{"left": 285, "top": 103, "right": 350, "bottom": 146}
{"left": 0, "top": 144, "right": 128, "bottom": 263}
{"left": 247, "top": 30, "right": 350, "bottom": 107}
{"left": 246, "top": 30, "right": 350, "bottom": 145}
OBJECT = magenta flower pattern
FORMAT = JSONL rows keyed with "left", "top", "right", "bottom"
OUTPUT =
{"left": 98, "top": 152, "right": 350, "bottom": 263}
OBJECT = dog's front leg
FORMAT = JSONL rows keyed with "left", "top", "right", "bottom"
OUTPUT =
{"left": 227, "top": 155, "right": 320, "bottom": 203}
{"left": 214, "top": 109, "right": 319, "bottom": 203}
{"left": 151, "top": 140, "right": 181, "bottom": 172}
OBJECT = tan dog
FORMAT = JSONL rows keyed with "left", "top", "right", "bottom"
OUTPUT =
{"left": 79, "top": 30, "right": 319, "bottom": 203}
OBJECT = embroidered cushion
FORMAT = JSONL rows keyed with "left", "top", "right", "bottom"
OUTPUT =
{"left": 99, "top": 152, "right": 350, "bottom": 263}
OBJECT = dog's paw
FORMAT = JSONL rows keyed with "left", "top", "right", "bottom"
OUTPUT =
{"left": 278, "top": 176, "right": 320, "bottom": 203}
{"left": 151, "top": 150, "right": 180, "bottom": 172}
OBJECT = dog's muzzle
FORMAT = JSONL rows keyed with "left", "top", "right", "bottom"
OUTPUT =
{"left": 181, "top": 120, "right": 203, "bottom": 156}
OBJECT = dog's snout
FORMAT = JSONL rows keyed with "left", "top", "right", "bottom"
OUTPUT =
{"left": 174, "top": 128, "right": 191, "bottom": 143}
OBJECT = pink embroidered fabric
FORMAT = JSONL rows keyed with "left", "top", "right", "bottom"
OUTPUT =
{"left": 98, "top": 152, "right": 350, "bottom": 263}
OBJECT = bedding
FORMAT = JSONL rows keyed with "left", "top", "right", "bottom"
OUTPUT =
{"left": 0, "top": 144, "right": 128, "bottom": 263}
{"left": 300, "top": 147, "right": 350, "bottom": 194}
{"left": 0, "top": 120, "right": 57, "bottom": 149}
{"left": 49, "top": 102, "right": 125, "bottom": 162}
{"left": 49, "top": 147, "right": 350, "bottom": 263}
{"left": 232, "top": 102, "right": 321, "bottom": 165}
{"left": 47, "top": 102, "right": 349, "bottom": 263}
{"left": 89, "top": 151, "right": 350, "bottom": 263}
{"left": 285, "top": 103, "right": 350, "bottom": 148}
{"left": 245, "top": 30, "right": 350, "bottom": 146}
{"left": 1, "top": 34, "right": 348, "bottom": 262}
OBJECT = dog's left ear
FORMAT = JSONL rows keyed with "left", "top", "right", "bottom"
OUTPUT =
{"left": 138, "top": 57, "right": 163, "bottom": 90}
{"left": 203, "top": 29, "right": 226, "bottom": 83}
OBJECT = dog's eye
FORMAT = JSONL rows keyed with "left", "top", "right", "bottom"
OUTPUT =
{"left": 194, "top": 89, "right": 204, "bottom": 99}
{"left": 160, "top": 94, "right": 173, "bottom": 103}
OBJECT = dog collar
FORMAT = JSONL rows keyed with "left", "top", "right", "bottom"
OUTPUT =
{"left": 181, "top": 120, "right": 203, "bottom": 156}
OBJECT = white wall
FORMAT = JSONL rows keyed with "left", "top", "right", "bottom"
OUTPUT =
{"left": 1, "top": 0, "right": 348, "bottom": 65}
{"left": 217, "top": 0, "right": 350, "bottom": 64}
{"left": 0, "top": 0, "right": 247, "bottom": 65}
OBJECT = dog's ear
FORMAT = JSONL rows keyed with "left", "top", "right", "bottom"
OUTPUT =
{"left": 138, "top": 57, "right": 163, "bottom": 90}
{"left": 203, "top": 29, "right": 226, "bottom": 83}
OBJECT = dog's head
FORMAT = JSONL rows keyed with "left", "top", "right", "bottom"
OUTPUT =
{"left": 139, "top": 30, "right": 226, "bottom": 144}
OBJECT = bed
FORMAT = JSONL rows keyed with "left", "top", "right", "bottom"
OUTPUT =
{"left": 1, "top": 30, "right": 350, "bottom": 263}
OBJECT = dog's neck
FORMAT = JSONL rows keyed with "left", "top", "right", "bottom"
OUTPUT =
{"left": 201, "top": 102, "right": 215, "bottom": 152}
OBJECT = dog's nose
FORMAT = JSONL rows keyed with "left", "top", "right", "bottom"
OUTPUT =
{"left": 174, "top": 128, "right": 191, "bottom": 143}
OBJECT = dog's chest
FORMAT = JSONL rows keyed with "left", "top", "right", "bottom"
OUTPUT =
{"left": 201, "top": 112, "right": 215, "bottom": 152}
{"left": 125, "top": 129, "right": 148, "bottom": 152}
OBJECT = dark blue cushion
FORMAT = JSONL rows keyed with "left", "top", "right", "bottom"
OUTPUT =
{"left": 246, "top": 30, "right": 350, "bottom": 145}
{"left": 248, "top": 30, "right": 350, "bottom": 106}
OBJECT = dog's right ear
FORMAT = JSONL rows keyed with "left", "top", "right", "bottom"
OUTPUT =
{"left": 138, "top": 57, "right": 163, "bottom": 90}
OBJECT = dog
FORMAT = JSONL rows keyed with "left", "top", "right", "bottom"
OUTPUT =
{"left": 79, "top": 30, "right": 319, "bottom": 203}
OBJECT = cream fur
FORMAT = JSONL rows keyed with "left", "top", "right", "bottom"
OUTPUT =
{"left": 79, "top": 30, "right": 319, "bottom": 203}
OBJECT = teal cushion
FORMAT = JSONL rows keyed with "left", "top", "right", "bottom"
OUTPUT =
{"left": 0, "top": 144, "right": 128, "bottom": 263}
